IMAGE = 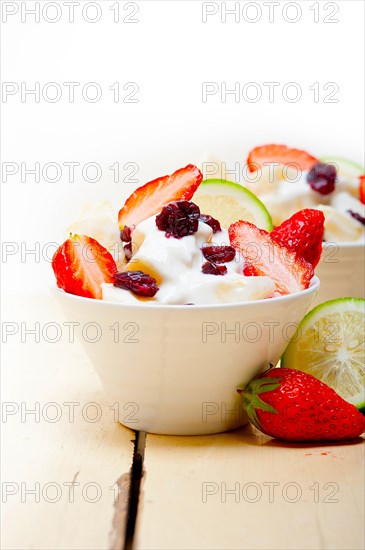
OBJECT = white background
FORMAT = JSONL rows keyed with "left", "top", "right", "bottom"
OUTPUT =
{"left": 1, "top": 0, "right": 364, "bottom": 294}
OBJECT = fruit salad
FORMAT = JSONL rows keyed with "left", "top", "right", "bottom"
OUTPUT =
{"left": 244, "top": 144, "right": 365, "bottom": 243}
{"left": 52, "top": 164, "right": 323, "bottom": 304}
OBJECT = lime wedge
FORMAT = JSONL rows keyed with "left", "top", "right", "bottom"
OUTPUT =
{"left": 193, "top": 179, "right": 273, "bottom": 231}
{"left": 282, "top": 298, "right": 365, "bottom": 413}
{"left": 320, "top": 156, "right": 364, "bottom": 179}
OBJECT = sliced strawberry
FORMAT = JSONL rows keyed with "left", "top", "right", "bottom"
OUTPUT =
{"left": 229, "top": 221, "right": 314, "bottom": 295}
{"left": 118, "top": 164, "right": 203, "bottom": 230}
{"left": 247, "top": 144, "right": 318, "bottom": 173}
{"left": 270, "top": 209, "right": 324, "bottom": 268}
{"left": 52, "top": 234, "right": 117, "bottom": 299}
{"left": 359, "top": 175, "right": 365, "bottom": 205}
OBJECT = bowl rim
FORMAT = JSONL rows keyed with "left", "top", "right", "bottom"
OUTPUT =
{"left": 50, "top": 275, "right": 320, "bottom": 311}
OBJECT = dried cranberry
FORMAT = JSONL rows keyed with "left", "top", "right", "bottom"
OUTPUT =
{"left": 123, "top": 242, "right": 133, "bottom": 261}
{"left": 113, "top": 271, "right": 159, "bottom": 297}
{"left": 202, "top": 245, "right": 236, "bottom": 263}
{"left": 120, "top": 225, "right": 132, "bottom": 242}
{"left": 201, "top": 261, "right": 227, "bottom": 276}
{"left": 307, "top": 162, "right": 337, "bottom": 195}
{"left": 199, "top": 214, "right": 222, "bottom": 233}
{"left": 348, "top": 210, "right": 365, "bottom": 226}
{"left": 155, "top": 201, "right": 200, "bottom": 238}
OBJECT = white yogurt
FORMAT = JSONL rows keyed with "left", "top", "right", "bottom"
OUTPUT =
{"left": 103, "top": 215, "right": 275, "bottom": 304}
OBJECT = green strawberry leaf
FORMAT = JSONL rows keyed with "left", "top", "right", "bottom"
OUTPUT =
{"left": 245, "top": 404, "right": 262, "bottom": 431}
{"left": 237, "top": 375, "right": 282, "bottom": 432}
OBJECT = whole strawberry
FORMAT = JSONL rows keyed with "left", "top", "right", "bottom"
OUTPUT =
{"left": 238, "top": 368, "right": 365, "bottom": 442}
{"left": 271, "top": 209, "right": 324, "bottom": 268}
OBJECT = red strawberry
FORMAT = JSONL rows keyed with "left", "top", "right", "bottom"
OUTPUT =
{"left": 270, "top": 209, "right": 325, "bottom": 268}
{"left": 118, "top": 164, "right": 203, "bottom": 230}
{"left": 238, "top": 368, "right": 365, "bottom": 442}
{"left": 247, "top": 144, "right": 318, "bottom": 173}
{"left": 359, "top": 175, "right": 365, "bottom": 205}
{"left": 52, "top": 234, "right": 117, "bottom": 299}
{"left": 243, "top": 264, "right": 259, "bottom": 277}
{"left": 228, "top": 221, "right": 313, "bottom": 295}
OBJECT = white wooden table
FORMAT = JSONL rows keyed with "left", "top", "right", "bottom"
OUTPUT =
{"left": 2, "top": 294, "right": 364, "bottom": 550}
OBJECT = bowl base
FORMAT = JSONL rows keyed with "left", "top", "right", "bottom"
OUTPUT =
{"left": 118, "top": 416, "right": 249, "bottom": 436}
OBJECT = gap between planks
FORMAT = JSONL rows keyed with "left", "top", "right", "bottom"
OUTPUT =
{"left": 111, "top": 431, "right": 147, "bottom": 550}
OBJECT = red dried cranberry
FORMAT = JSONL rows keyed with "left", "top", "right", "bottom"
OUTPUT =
{"left": 113, "top": 271, "right": 159, "bottom": 297}
{"left": 201, "top": 261, "right": 227, "bottom": 276}
{"left": 202, "top": 245, "right": 236, "bottom": 263}
{"left": 155, "top": 201, "right": 201, "bottom": 238}
{"left": 348, "top": 210, "right": 365, "bottom": 226}
{"left": 120, "top": 226, "right": 132, "bottom": 242}
{"left": 307, "top": 162, "right": 337, "bottom": 195}
{"left": 123, "top": 242, "right": 133, "bottom": 261}
{"left": 199, "top": 214, "right": 222, "bottom": 233}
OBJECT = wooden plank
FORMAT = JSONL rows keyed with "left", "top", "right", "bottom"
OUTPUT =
{"left": 1, "top": 294, "right": 135, "bottom": 550}
{"left": 135, "top": 426, "right": 365, "bottom": 550}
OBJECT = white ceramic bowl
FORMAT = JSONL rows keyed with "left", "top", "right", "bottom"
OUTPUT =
{"left": 53, "top": 277, "right": 319, "bottom": 435}
{"left": 314, "top": 242, "right": 364, "bottom": 307}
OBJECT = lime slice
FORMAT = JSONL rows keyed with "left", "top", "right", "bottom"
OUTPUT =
{"left": 320, "top": 156, "right": 364, "bottom": 179}
{"left": 282, "top": 298, "right": 365, "bottom": 413}
{"left": 193, "top": 179, "right": 273, "bottom": 231}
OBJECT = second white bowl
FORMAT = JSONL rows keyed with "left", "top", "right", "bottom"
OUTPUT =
{"left": 314, "top": 242, "right": 364, "bottom": 306}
